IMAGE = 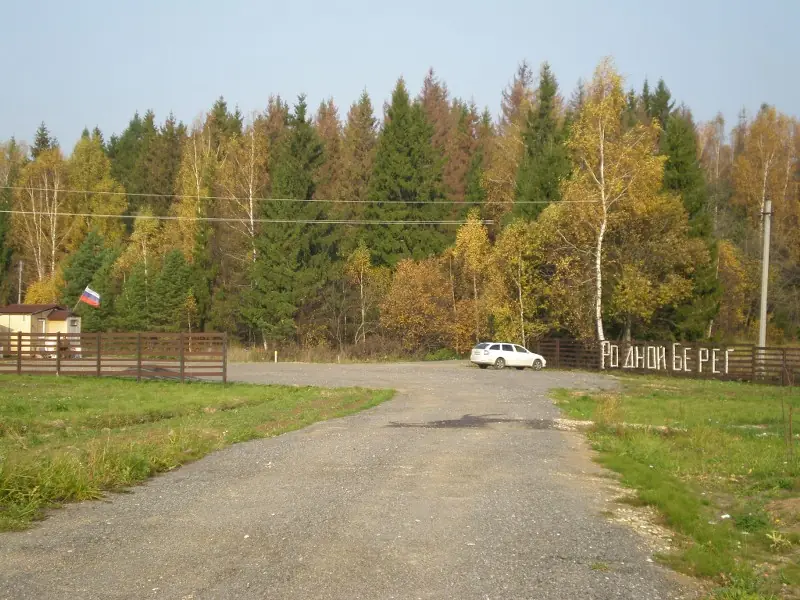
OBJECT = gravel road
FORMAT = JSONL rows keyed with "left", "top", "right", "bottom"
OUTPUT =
{"left": 0, "top": 362, "right": 695, "bottom": 599}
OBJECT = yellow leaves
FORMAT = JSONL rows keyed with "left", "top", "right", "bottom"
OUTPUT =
{"left": 455, "top": 209, "right": 490, "bottom": 278}
{"left": 716, "top": 240, "right": 758, "bottom": 335}
{"left": 732, "top": 106, "right": 795, "bottom": 221}
{"left": 113, "top": 210, "right": 164, "bottom": 276}
{"left": 380, "top": 258, "right": 451, "bottom": 351}
{"left": 344, "top": 240, "right": 372, "bottom": 285}
{"left": 24, "top": 272, "right": 63, "bottom": 304}
{"left": 67, "top": 134, "right": 126, "bottom": 250}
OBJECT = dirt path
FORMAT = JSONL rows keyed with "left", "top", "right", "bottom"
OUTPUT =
{"left": 0, "top": 362, "right": 695, "bottom": 599}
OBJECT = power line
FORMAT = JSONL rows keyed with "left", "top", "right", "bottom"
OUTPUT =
{"left": 0, "top": 186, "right": 598, "bottom": 205}
{"left": 0, "top": 209, "right": 493, "bottom": 226}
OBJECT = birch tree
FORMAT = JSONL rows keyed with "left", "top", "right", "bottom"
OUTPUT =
{"left": 12, "top": 148, "right": 72, "bottom": 281}
{"left": 218, "top": 116, "right": 270, "bottom": 264}
{"left": 559, "top": 58, "right": 665, "bottom": 341}
{"left": 344, "top": 240, "right": 387, "bottom": 344}
{"left": 455, "top": 209, "right": 490, "bottom": 342}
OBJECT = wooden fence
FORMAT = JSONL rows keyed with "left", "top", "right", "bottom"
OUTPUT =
{"left": 0, "top": 332, "right": 227, "bottom": 382}
{"left": 531, "top": 338, "right": 799, "bottom": 386}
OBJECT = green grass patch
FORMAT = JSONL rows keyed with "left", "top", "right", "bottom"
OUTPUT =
{"left": 0, "top": 375, "right": 392, "bottom": 531}
{"left": 553, "top": 377, "right": 800, "bottom": 598}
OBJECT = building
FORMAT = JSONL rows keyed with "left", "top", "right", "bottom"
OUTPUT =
{"left": 0, "top": 304, "right": 82, "bottom": 335}
{"left": 0, "top": 304, "right": 82, "bottom": 356}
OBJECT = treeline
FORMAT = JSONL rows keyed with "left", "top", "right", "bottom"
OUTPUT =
{"left": 0, "top": 57, "right": 797, "bottom": 352}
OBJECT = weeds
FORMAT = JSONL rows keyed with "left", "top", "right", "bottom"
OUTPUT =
{"left": 553, "top": 377, "right": 800, "bottom": 597}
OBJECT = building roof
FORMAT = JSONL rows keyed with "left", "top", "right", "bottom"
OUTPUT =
{"left": 48, "top": 310, "right": 78, "bottom": 321}
{"left": 0, "top": 304, "right": 65, "bottom": 315}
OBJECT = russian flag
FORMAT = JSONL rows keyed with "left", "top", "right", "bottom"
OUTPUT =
{"left": 79, "top": 287, "right": 101, "bottom": 307}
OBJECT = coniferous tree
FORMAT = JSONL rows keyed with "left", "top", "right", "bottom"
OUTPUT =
{"left": 115, "top": 262, "right": 151, "bottom": 331}
{"left": 657, "top": 108, "right": 720, "bottom": 339}
{"left": 364, "top": 79, "right": 449, "bottom": 266}
{"left": 107, "top": 112, "right": 146, "bottom": 195}
{"left": 244, "top": 95, "right": 326, "bottom": 343}
{"left": 81, "top": 248, "right": 120, "bottom": 332}
{"left": 31, "top": 122, "right": 57, "bottom": 159}
{"left": 61, "top": 231, "right": 107, "bottom": 306}
{"left": 514, "top": 63, "right": 570, "bottom": 220}
{"left": 648, "top": 79, "right": 675, "bottom": 129}
{"left": 207, "top": 96, "right": 243, "bottom": 153}
{"left": 150, "top": 250, "right": 191, "bottom": 331}
{"left": 464, "top": 109, "right": 493, "bottom": 206}
{"left": 314, "top": 98, "right": 343, "bottom": 202}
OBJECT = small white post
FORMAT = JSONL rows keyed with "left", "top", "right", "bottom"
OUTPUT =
{"left": 274, "top": 350, "right": 278, "bottom": 363}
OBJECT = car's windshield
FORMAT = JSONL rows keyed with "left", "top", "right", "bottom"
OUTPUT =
{"left": 473, "top": 343, "right": 489, "bottom": 349}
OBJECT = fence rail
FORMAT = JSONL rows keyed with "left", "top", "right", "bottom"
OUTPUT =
{"left": 532, "top": 338, "right": 799, "bottom": 386}
{"left": 0, "top": 332, "right": 227, "bottom": 382}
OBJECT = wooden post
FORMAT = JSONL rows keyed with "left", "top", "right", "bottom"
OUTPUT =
{"left": 751, "top": 345, "right": 757, "bottom": 383}
{"left": 95, "top": 333, "right": 101, "bottom": 377}
{"left": 179, "top": 333, "right": 185, "bottom": 383}
{"left": 136, "top": 333, "right": 142, "bottom": 382}
{"left": 56, "top": 332, "right": 61, "bottom": 376}
{"left": 782, "top": 348, "right": 788, "bottom": 387}
{"left": 222, "top": 333, "right": 228, "bottom": 384}
{"left": 16, "top": 332, "right": 22, "bottom": 375}
{"left": 555, "top": 339, "right": 561, "bottom": 369}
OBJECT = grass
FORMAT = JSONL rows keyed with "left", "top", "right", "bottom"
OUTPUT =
{"left": 0, "top": 375, "right": 392, "bottom": 532}
{"left": 553, "top": 377, "right": 800, "bottom": 599}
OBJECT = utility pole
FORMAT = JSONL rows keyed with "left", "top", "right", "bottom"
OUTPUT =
{"left": 17, "top": 260, "right": 23, "bottom": 304}
{"left": 758, "top": 200, "right": 772, "bottom": 348}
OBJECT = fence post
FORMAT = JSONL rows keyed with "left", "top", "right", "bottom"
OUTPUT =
{"left": 95, "top": 333, "right": 101, "bottom": 377}
{"left": 222, "top": 333, "right": 228, "bottom": 384}
{"left": 555, "top": 339, "right": 561, "bottom": 369}
{"left": 136, "top": 333, "right": 142, "bottom": 382}
{"left": 16, "top": 332, "right": 22, "bottom": 375}
{"left": 751, "top": 345, "right": 757, "bottom": 383}
{"left": 56, "top": 332, "right": 61, "bottom": 376}
{"left": 179, "top": 333, "right": 185, "bottom": 383}
{"left": 782, "top": 348, "right": 788, "bottom": 387}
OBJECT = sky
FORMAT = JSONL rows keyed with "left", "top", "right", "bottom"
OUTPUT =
{"left": 2, "top": 0, "right": 797, "bottom": 151}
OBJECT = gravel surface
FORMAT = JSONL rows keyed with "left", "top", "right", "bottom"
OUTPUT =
{"left": 0, "top": 362, "right": 696, "bottom": 599}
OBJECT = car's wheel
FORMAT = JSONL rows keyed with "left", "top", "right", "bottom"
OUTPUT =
{"left": 515, "top": 367, "right": 525, "bottom": 371}
{"left": 494, "top": 357, "right": 505, "bottom": 370}
{"left": 532, "top": 358, "right": 543, "bottom": 371}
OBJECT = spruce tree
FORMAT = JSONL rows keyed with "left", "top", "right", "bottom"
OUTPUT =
{"left": 464, "top": 109, "right": 493, "bottom": 207}
{"left": 150, "top": 250, "right": 191, "bottom": 331}
{"left": 61, "top": 231, "right": 107, "bottom": 306}
{"left": 364, "top": 79, "right": 449, "bottom": 266}
{"left": 115, "top": 262, "right": 151, "bottom": 331}
{"left": 658, "top": 109, "right": 720, "bottom": 339}
{"left": 31, "top": 122, "right": 57, "bottom": 159}
{"left": 648, "top": 79, "right": 674, "bottom": 129}
{"left": 81, "top": 248, "right": 120, "bottom": 332}
{"left": 245, "top": 95, "right": 327, "bottom": 343}
{"left": 207, "top": 96, "right": 243, "bottom": 153}
{"left": 513, "top": 63, "right": 570, "bottom": 220}
{"left": 108, "top": 112, "right": 146, "bottom": 205}
{"left": 313, "top": 98, "right": 343, "bottom": 202}
{"left": 663, "top": 111, "right": 711, "bottom": 236}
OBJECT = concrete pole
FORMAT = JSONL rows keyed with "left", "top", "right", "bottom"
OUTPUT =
{"left": 17, "top": 260, "right": 23, "bottom": 304}
{"left": 758, "top": 200, "right": 772, "bottom": 348}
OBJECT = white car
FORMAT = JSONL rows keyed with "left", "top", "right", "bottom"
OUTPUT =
{"left": 470, "top": 342, "right": 547, "bottom": 371}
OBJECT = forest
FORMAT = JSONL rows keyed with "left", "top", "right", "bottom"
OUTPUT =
{"left": 0, "top": 57, "right": 797, "bottom": 355}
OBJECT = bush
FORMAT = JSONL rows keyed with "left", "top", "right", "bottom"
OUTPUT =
{"left": 424, "top": 348, "right": 461, "bottom": 361}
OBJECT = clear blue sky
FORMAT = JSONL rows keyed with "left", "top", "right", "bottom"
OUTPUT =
{"left": 2, "top": 0, "right": 797, "bottom": 151}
